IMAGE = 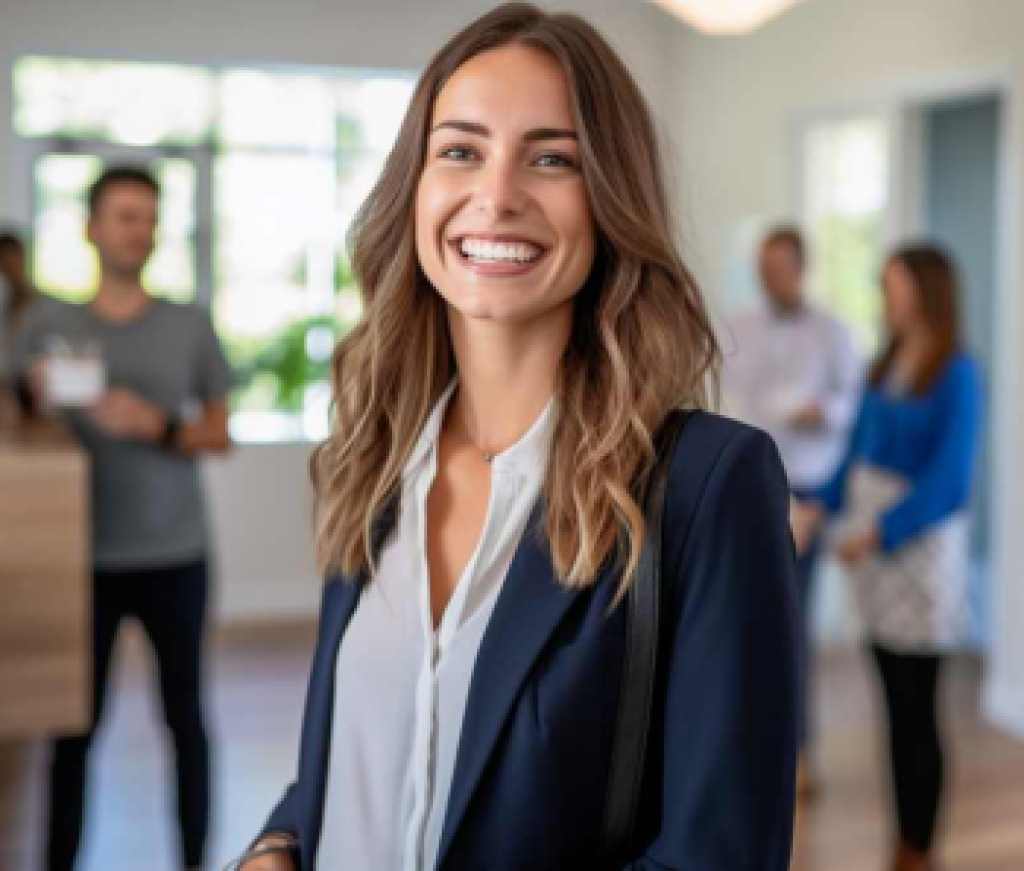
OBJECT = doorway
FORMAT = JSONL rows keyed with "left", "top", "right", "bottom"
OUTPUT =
{"left": 915, "top": 91, "right": 1001, "bottom": 649}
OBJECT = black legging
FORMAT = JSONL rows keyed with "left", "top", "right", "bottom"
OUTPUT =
{"left": 869, "top": 641, "right": 945, "bottom": 853}
{"left": 46, "top": 560, "right": 210, "bottom": 871}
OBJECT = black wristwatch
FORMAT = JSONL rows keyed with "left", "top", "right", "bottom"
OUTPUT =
{"left": 160, "top": 414, "right": 182, "bottom": 452}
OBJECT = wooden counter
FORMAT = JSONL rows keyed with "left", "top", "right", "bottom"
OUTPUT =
{"left": 0, "top": 413, "right": 90, "bottom": 739}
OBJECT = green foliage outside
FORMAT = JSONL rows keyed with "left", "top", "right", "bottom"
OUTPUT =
{"left": 230, "top": 314, "right": 338, "bottom": 412}
{"left": 229, "top": 256, "right": 362, "bottom": 414}
{"left": 815, "top": 211, "right": 884, "bottom": 354}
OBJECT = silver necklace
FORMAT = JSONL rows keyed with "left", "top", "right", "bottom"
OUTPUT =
{"left": 463, "top": 422, "right": 497, "bottom": 463}
{"left": 453, "top": 404, "right": 499, "bottom": 463}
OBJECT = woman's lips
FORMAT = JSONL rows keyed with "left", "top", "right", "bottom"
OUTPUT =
{"left": 447, "top": 236, "right": 548, "bottom": 277}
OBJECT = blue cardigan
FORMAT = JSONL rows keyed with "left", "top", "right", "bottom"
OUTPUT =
{"left": 258, "top": 413, "right": 799, "bottom": 870}
{"left": 816, "top": 353, "right": 981, "bottom": 552}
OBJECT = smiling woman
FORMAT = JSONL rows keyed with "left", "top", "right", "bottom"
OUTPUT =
{"left": 235, "top": 4, "right": 799, "bottom": 871}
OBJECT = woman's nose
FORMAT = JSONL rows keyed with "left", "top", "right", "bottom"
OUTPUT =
{"left": 474, "top": 159, "right": 527, "bottom": 218}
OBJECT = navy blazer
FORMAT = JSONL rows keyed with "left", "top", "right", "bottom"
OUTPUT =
{"left": 258, "top": 412, "right": 800, "bottom": 870}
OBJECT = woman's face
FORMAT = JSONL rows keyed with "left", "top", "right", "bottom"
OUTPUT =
{"left": 415, "top": 44, "right": 596, "bottom": 326}
{"left": 882, "top": 257, "right": 922, "bottom": 337}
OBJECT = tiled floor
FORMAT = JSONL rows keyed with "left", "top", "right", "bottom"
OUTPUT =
{"left": 2, "top": 624, "right": 1023, "bottom": 870}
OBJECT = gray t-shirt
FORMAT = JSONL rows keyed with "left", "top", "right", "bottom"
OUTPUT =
{"left": 13, "top": 296, "right": 232, "bottom": 570}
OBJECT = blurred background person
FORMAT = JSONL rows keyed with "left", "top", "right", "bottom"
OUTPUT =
{"left": 792, "top": 243, "right": 982, "bottom": 871}
{"left": 0, "top": 228, "right": 36, "bottom": 385}
{"left": 723, "top": 224, "right": 862, "bottom": 795}
{"left": 12, "top": 165, "right": 232, "bottom": 871}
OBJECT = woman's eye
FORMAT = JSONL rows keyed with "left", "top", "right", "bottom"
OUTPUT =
{"left": 534, "top": 153, "right": 577, "bottom": 169}
{"left": 438, "top": 145, "right": 478, "bottom": 162}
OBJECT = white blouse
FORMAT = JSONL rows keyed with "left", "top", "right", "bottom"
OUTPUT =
{"left": 317, "top": 382, "right": 556, "bottom": 871}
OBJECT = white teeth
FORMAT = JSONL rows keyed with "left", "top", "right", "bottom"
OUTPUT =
{"left": 459, "top": 238, "right": 542, "bottom": 263}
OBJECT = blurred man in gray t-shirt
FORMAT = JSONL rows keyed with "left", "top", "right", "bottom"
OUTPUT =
{"left": 14, "top": 166, "right": 231, "bottom": 871}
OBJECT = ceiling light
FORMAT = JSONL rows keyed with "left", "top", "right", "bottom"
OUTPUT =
{"left": 651, "top": 0, "right": 806, "bottom": 36}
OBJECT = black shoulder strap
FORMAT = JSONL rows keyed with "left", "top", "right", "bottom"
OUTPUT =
{"left": 602, "top": 409, "right": 693, "bottom": 858}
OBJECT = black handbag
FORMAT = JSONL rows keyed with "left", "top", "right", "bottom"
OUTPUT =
{"left": 602, "top": 410, "right": 692, "bottom": 859}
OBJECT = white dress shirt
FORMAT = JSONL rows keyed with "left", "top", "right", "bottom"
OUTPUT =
{"left": 722, "top": 302, "right": 863, "bottom": 490}
{"left": 317, "top": 381, "right": 556, "bottom": 871}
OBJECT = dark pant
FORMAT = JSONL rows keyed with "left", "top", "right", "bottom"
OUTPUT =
{"left": 791, "top": 486, "right": 822, "bottom": 749}
{"left": 869, "top": 642, "right": 945, "bottom": 853}
{"left": 46, "top": 560, "right": 211, "bottom": 871}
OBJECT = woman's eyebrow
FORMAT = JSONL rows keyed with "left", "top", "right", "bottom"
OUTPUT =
{"left": 429, "top": 119, "right": 577, "bottom": 141}
{"left": 523, "top": 127, "right": 578, "bottom": 142}
{"left": 431, "top": 119, "right": 489, "bottom": 137}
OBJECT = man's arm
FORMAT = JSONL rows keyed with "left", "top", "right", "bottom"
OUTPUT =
{"left": 87, "top": 305, "right": 234, "bottom": 453}
{"left": 176, "top": 398, "right": 230, "bottom": 455}
{"left": 84, "top": 391, "right": 230, "bottom": 455}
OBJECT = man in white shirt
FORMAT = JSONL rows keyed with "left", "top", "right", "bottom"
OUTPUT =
{"left": 722, "top": 225, "right": 862, "bottom": 793}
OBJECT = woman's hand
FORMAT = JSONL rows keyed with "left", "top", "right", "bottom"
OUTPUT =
{"left": 789, "top": 498, "right": 824, "bottom": 556}
{"left": 836, "top": 525, "right": 880, "bottom": 566}
{"left": 234, "top": 834, "right": 297, "bottom": 871}
{"left": 237, "top": 854, "right": 295, "bottom": 871}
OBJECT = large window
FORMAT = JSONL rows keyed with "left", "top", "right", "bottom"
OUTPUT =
{"left": 13, "top": 56, "right": 415, "bottom": 441}
{"left": 801, "top": 114, "right": 892, "bottom": 354}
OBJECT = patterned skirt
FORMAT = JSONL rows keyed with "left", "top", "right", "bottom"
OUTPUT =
{"left": 833, "top": 463, "right": 969, "bottom": 652}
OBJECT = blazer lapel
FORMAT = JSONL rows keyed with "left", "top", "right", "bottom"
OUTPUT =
{"left": 317, "top": 575, "right": 362, "bottom": 658}
{"left": 436, "top": 498, "right": 586, "bottom": 866}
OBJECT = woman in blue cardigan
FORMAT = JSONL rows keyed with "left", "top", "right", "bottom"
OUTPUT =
{"left": 793, "top": 243, "right": 981, "bottom": 871}
{"left": 230, "top": 4, "right": 799, "bottom": 870}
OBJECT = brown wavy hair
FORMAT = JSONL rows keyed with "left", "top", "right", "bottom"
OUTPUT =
{"left": 870, "top": 243, "right": 962, "bottom": 396}
{"left": 312, "top": 3, "right": 719, "bottom": 597}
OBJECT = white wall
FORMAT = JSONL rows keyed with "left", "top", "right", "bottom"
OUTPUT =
{"left": 660, "top": 0, "right": 1024, "bottom": 736}
{"left": 0, "top": 0, "right": 677, "bottom": 623}
{"left": 203, "top": 444, "right": 321, "bottom": 621}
